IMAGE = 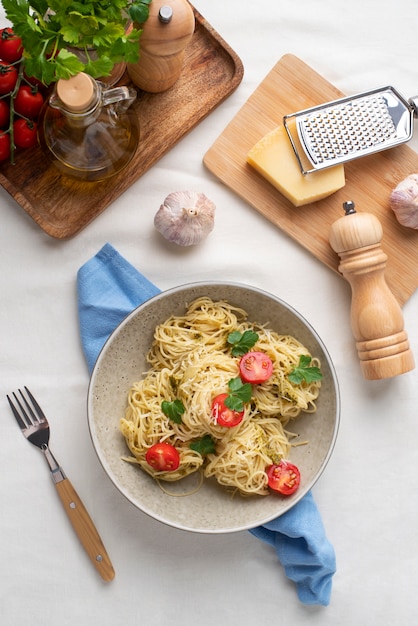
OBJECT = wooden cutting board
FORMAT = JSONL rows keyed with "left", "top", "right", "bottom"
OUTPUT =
{"left": 204, "top": 54, "right": 418, "bottom": 307}
{"left": 0, "top": 5, "right": 243, "bottom": 239}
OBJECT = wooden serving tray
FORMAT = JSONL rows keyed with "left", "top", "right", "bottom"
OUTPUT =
{"left": 204, "top": 54, "right": 418, "bottom": 307}
{"left": 0, "top": 5, "right": 243, "bottom": 239}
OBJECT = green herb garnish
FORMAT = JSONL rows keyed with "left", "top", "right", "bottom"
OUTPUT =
{"left": 288, "top": 355, "right": 323, "bottom": 385}
{"left": 189, "top": 434, "right": 216, "bottom": 456}
{"left": 224, "top": 377, "right": 252, "bottom": 412}
{"left": 227, "top": 329, "right": 259, "bottom": 357}
{"left": 161, "top": 399, "right": 185, "bottom": 424}
{"left": 2, "top": 0, "right": 152, "bottom": 85}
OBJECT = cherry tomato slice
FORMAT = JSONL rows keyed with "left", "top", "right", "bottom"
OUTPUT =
{"left": 211, "top": 393, "right": 244, "bottom": 428}
{"left": 239, "top": 351, "right": 273, "bottom": 384}
{"left": 0, "top": 28, "right": 23, "bottom": 63}
{"left": 14, "top": 86, "right": 44, "bottom": 119}
{"left": 266, "top": 460, "right": 301, "bottom": 495}
{"left": 145, "top": 442, "right": 180, "bottom": 472}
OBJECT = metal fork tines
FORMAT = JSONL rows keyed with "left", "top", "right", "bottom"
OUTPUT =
{"left": 8, "top": 387, "right": 50, "bottom": 442}
{"left": 7, "top": 387, "right": 115, "bottom": 582}
{"left": 7, "top": 387, "right": 65, "bottom": 482}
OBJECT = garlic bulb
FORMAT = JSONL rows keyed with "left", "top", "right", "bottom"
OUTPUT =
{"left": 154, "top": 191, "right": 216, "bottom": 246}
{"left": 389, "top": 173, "right": 418, "bottom": 229}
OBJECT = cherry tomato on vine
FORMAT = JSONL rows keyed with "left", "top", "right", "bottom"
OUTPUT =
{"left": 145, "top": 442, "right": 180, "bottom": 472}
{"left": 0, "top": 131, "right": 10, "bottom": 161}
{"left": 13, "top": 118, "right": 38, "bottom": 148}
{"left": 23, "top": 72, "right": 44, "bottom": 89}
{"left": 14, "top": 86, "right": 44, "bottom": 119}
{"left": 266, "top": 460, "right": 301, "bottom": 496}
{"left": 0, "top": 61, "right": 18, "bottom": 95}
{"left": 0, "top": 28, "right": 23, "bottom": 63}
{"left": 211, "top": 393, "right": 244, "bottom": 428}
{"left": 239, "top": 351, "right": 273, "bottom": 384}
{"left": 0, "top": 98, "right": 10, "bottom": 128}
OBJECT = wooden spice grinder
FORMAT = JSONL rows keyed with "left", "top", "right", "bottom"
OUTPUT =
{"left": 329, "top": 201, "right": 415, "bottom": 380}
{"left": 127, "top": 0, "right": 195, "bottom": 93}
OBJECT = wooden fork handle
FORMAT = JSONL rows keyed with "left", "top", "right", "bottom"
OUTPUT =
{"left": 55, "top": 478, "right": 115, "bottom": 582}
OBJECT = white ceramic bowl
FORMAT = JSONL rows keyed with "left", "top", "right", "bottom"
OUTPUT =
{"left": 88, "top": 282, "right": 340, "bottom": 533}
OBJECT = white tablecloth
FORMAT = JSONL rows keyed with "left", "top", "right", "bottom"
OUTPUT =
{"left": 1, "top": 1, "right": 418, "bottom": 624}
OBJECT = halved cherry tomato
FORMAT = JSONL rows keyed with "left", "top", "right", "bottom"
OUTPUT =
{"left": 145, "top": 442, "right": 180, "bottom": 471}
{"left": 0, "top": 61, "right": 17, "bottom": 95}
{"left": 14, "top": 86, "right": 44, "bottom": 119}
{"left": 239, "top": 351, "right": 273, "bottom": 384}
{"left": 211, "top": 393, "right": 244, "bottom": 428}
{"left": 0, "top": 28, "right": 23, "bottom": 63}
{"left": 266, "top": 460, "right": 301, "bottom": 496}
{"left": 0, "top": 131, "right": 10, "bottom": 161}
{"left": 0, "top": 98, "right": 10, "bottom": 128}
{"left": 13, "top": 118, "right": 38, "bottom": 148}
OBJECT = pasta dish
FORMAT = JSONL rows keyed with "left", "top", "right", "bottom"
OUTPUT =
{"left": 120, "top": 297, "right": 322, "bottom": 496}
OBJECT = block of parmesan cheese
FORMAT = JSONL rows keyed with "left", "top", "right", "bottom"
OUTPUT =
{"left": 247, "top": 124, "right": 345, "bottom": 207}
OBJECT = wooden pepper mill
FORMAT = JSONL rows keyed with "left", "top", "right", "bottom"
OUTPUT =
{"left": 329, "top": 201, "right": 415, "bottom": 380}
{"left": 127, "top": 0, "right": 195, "bottom": 93}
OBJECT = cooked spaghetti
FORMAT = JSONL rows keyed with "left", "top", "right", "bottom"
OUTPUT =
{"left": 120, "top": 297, "right": 322, "bottom": 496}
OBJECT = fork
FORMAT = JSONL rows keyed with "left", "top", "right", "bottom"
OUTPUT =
{"left": 7, "top": 387, "right": 115, "bottom": 582}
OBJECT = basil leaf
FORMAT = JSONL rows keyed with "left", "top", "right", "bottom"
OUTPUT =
{"left": 288, "top": 355, "right": 323, "bottom": 385}
{"left": 224, "top": 394, "right": 244, "bottom": 412}
{"left": 190, "top": 434, "right": 216, "bottom": 456}
{"left": 161, "top": 399, "right": 185, "bottom": 424}
{"left": 227, "top": 329, "right": 259, "bottom": 357}
{"left": 224, "top": 377, "right": 252, "bottom": 412}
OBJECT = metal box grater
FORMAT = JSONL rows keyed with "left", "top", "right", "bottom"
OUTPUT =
{"left": 283, "top": 86, "right": 417, "bottom": 174}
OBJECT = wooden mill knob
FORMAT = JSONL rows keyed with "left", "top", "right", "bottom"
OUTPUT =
{"left": 329, "top": 201, "right": 415, "bottom": 380}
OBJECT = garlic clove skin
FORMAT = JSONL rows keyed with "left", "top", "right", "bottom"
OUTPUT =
{"left": 389, "top": 173, "right": 418, "bottom": 229}
{"left": 154, "top": 191, "right": 216, "bottom": 246}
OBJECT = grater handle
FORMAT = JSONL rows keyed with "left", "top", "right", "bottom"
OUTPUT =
{"left": 329, "top": 202, "right": 415, "bottom": 380}
{"left": 408, "top": 96, "right": 418, "bottom": 118}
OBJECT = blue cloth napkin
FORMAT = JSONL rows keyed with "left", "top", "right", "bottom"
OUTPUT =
{"left": 77, "top": 243, "right": 336, "bottom": 606}
{"left": 77, "top": 243, "right": 161, "bottom": 372}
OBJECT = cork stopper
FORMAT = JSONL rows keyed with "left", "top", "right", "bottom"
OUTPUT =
{"left": 56, "top": 73, "right": 96, "bottom": 112}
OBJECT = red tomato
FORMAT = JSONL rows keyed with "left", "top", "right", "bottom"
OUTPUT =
{"left": 14, "top": 86, "right": 44, "bottom": 119}
{"left": 24, "top": 72, "right": 44, "bottom": 89}
{"left": 0, "top": 131, "right": 10, "bottom": 161}
{"left": 145, "top": 442, "right": 180, "bottom": 471}
{"left": 0, "top": 98, "right": 9, "bottom": 128}
{"left": 239, "top": 351, "right": 273, "bottom": 384}
{"left": 13, "top": 118, "right": 38, "bottom": 148}
{"left": 211, "top": 393, "right": 244, "bottom": 428}
{"left": 267, "top": 460, "right": 301, "bottom": 495}
{"left": 0, "top": 28, "right": 23, "bottom": 63}
{"left": 0, "top": 61, "right": 17, "bottom": 95}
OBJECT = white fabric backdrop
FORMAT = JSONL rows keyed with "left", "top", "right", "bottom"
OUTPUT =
{"left": 1, "top": 1, "right": 417, "bottom": 624}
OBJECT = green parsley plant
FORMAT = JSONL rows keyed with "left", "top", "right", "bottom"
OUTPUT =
{"left": 2, "top": 0, "right": 152, "bottom": 85}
